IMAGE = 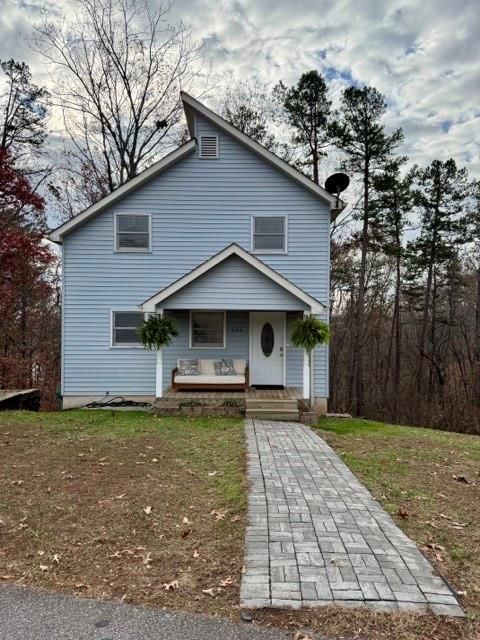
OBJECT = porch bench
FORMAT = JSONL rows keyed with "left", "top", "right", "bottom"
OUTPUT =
{"left": 172, "top": 358, "right": 249, "bottom": 391}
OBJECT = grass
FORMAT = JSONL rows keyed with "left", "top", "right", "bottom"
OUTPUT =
{"left": 2, "top": 410, "right": 480, "bottom": 639}
{"left": 0, "top": 410, "right": 246, "bottom": 617}
{"left": 254, "top": 417, "right": 480, "bottom": 640}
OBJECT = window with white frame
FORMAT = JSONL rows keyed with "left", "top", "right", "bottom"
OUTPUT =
{"left": 115, "top": 213, "right": 150, "bottom": 251}
{"left": 252, "top": 216, "right": 287, "bottom": 253}
{"left": 190, "top": 311, "right": 225, "bottom": 348}
{"left": 112, "top": 311, "right": 145, "bottom": 346}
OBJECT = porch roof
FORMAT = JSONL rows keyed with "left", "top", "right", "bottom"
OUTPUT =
{"left": 140, "top": 243, "right": 326, "bottom": 313}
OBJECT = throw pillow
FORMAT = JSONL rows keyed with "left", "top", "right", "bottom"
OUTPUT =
{"left": 214, "top": 359, "right": 236, "bottom": 376}
{"left": 178, "top": 359, "right": 200, "bottom": 375}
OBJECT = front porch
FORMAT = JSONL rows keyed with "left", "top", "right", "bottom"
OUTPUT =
{"left": 152, "top": 386, "right": 313, "bottom": 422}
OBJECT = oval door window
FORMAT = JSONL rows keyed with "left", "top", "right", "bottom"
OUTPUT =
{"left": 261, "top": 323, "right": 275, "bottom": 357}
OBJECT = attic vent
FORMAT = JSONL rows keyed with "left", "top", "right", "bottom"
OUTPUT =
{"left": 199, "top": 135, "right": 218, "bottom": 159}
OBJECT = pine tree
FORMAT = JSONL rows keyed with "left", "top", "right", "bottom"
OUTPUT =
{"left": 274, "top": 70, "right": 331, "bottom": 184}
{"left": 331, "top": 85, "right": 404, "bottom": 416}
{"left": 407, "top": 159, "right": 470, "bottom": 398}
{"left": 372, "top": 159, "right": 412, "bottom": 419}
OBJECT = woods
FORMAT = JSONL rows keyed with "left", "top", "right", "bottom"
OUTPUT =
{"left": 0, "top": 0, "right": 478, "bottom": 429}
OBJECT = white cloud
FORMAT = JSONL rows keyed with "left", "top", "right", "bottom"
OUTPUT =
{"left": 0, "top": 0, "right": 479, "bottom": 174}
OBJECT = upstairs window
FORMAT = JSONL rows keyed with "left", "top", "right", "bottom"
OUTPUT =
{"left": 115, "top": 213, "right": 151, "bottom": 252}
{"left": 112, "top": 311, "right": 144, "bottom": 346}
{"left": 199, "top": 135, "right": 219, "bottom": 159}
{"left": 252, "top": 216, "right": 287, "bottom": 253}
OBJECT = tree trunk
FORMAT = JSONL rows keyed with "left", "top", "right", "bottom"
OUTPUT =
{"left": 393, "top": 249, "right": 401, "bottom": 421}
{"left": 475, "top": 266, "right": 480, "bottom": 406}
{"left": 353, "top": 158, "right": 369, "bottom": 416}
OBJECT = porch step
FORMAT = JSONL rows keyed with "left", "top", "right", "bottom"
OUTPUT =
{"left": 246, "top": 409, "right": 300, "bottom": 421}
{"left": 245, "top": 399, "right": 298, "bottom": 410}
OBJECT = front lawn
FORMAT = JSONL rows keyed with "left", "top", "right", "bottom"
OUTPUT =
{"left": 0, "top": 410, "right": 246, "bottom": 617}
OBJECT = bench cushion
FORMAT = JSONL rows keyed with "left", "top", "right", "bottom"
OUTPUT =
{"left": 174, "top": 374, "right": 245, "bottom": 385}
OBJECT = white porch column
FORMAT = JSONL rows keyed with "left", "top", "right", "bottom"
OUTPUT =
{"left": 303, "top": 351, "right": 310, "bottom": 399}
{"left": 302, "top": 310, "right": 311, "bottom": 400}
{"left": 155, "top": 309, "right": 163, "bottom": 398}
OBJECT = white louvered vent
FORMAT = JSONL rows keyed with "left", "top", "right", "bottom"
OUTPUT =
{"left": 199, "top": 135, "right": 218, "bottom": 158}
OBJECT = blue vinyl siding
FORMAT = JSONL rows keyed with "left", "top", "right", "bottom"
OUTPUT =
{"left": 162, "top": 256, "right": 308, "bottom": 310}
{"left": 62, "top": 112, "right": 330, "bottom": 397}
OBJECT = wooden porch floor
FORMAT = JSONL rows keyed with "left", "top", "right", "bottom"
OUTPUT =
{"left": 162, "top": 387, "right": 303, "bottom": 400}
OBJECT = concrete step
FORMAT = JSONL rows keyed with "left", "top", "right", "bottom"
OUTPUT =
{"left": 246, "top": 409, "right": 300, "bottom": 421}
{"left": 245, "top": 399, "right": 298, "bottom": 410}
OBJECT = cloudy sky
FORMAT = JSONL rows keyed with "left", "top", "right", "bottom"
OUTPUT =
{"left": 1, "top": 0, "right": 479, "bottom": 175}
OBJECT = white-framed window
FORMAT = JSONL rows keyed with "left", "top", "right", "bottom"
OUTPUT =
{"left": 199, "top": 135, "right": 219, "bottom": 159}
{"left": 114, "top": 213, "right": 151, "bottom": 252}
{"left": 252, "top": 215, "right": 287, "bottom": 253}
{"left": 111, "top": 310, "right": 145, "bottom": 347}
{"left": 190, "top": 311, "right": 226, "bottom": 348}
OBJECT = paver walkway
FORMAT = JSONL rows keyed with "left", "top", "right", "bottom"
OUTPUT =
{"left": 240, "top": 420, "right": 464, "bottom": 616}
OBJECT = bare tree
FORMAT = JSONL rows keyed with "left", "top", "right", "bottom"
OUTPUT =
{"left": 35, "top": 0, "right": 202, "bottom": 207}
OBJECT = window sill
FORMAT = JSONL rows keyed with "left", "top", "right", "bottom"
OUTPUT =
{"left": 251, "top": 250, "right": 288, "bottom": 255}
{"left": 110, "top": 345, "right": 146, "bottom": 349}
{"left": 189, "top": 345, "right": 226, "bottom": 350}
{"left": 114, "top": 249, "right": 152, "bottom": 254}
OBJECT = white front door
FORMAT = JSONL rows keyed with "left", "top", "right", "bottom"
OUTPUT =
{"left": 250, "top": 312, "right": 285, "bottom": 386}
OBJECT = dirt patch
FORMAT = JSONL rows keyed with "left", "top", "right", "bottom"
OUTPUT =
{"left": 0, "top": 410, "right": 246, "bottom": 617}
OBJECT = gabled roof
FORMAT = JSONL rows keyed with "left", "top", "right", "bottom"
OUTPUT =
{"left": 181, "top": 91, "right": 343, "bottom": 214}
{"left": 48, "top": 140, "right": 196, "bottom": 243}
{"left": 48, "top": 92, "right": 344, "bottom": 243}
{"left": 141, "top": 243, "right": 326, "bottom": 313}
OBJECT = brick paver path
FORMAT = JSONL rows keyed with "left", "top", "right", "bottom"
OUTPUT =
{"left": 240, "top": 420, "right": 464, "bottom": 616}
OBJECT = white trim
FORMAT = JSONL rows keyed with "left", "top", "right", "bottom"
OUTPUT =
{"left": 181, "top": 92, "right": 342, "bottom": 211}
{"left": 110, "top": 309, "right": 146, "bottom": 348}
{"left": 189, "top": 310, "right": 227, "bottom": 349}
{"left": 141, "top": 243, "right": 325, "bottom": 313}
{"left": 113, "top": 212, "right": 152, "bottom": 253}
{"left": 199, "top": 134, "right": 219, "bottom": 159}
{"left": 48, "top": 140, "right": 196, "bottom": 243}
{"left": 155, "top": 309, "right": 164, "bottom": 398}
{"left": 249, "top": 311, "right": 286, "bottom": 387}
{"left": 303, "top": 350, "right": 310, "bottom": 399}
{"left": 251, "top": 214, "right": 288, "bottom": 255}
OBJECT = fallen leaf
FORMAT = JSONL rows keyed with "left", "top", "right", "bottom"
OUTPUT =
{"left": 211, "top": 509, "right": 226, "bottom": 520}
{"left": 452, "top": 475, "right": 470, "bottom": 484}
{"left": 52, "top": 554, "right": 60, "bottom": 564}
{"left": 220, "top": 576, "right": 233, "bottom": 587}
{"left": 193, "top": 549, "right": 200, "bottom": 559}
{"left": 397, "top": 508, "right": 409, "bottom": 519}
{"left": 181, "top": 528, "right": 192, "bottom": 539}
{"left": 182, "top": 516, "right": 190, "bottom": 524}
{"left": 143, "top": 506, "right": 152, "bottom": 515}
{"left": 202, "top": 587, "right": 222, "bottom": 597}
{"left": 163, "top": 580, "right": 178, "bottom": 591}
{"left": 230, "top": 515, "right": 241, "bottom": 523}
{"left": 39, "top": 565, "right": 49, "bottom": 572}
{"left": 294, "top": 633, "right": 313, "bottom": 640}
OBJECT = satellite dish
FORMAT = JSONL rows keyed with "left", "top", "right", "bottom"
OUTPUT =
{"left": 325, "top": 172, "right": 350, "bottom": 198}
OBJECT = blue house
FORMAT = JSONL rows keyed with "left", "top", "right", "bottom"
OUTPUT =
{"left": 49, "top": 93, "right": 340, "bottom": 413}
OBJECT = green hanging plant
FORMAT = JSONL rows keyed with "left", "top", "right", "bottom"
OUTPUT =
{"left": 290, "top": 315, "right": 330, "bottom": 353}
{"left": 290, "top": 315, "right": 330, "bottom": 410}
{"left": 139, "top": 314, "right": 179, "bottom": 350}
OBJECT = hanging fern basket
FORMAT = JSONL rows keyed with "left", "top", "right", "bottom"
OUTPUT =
{"left": 139, "top": 314, "right": 179, "bottom": 350}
